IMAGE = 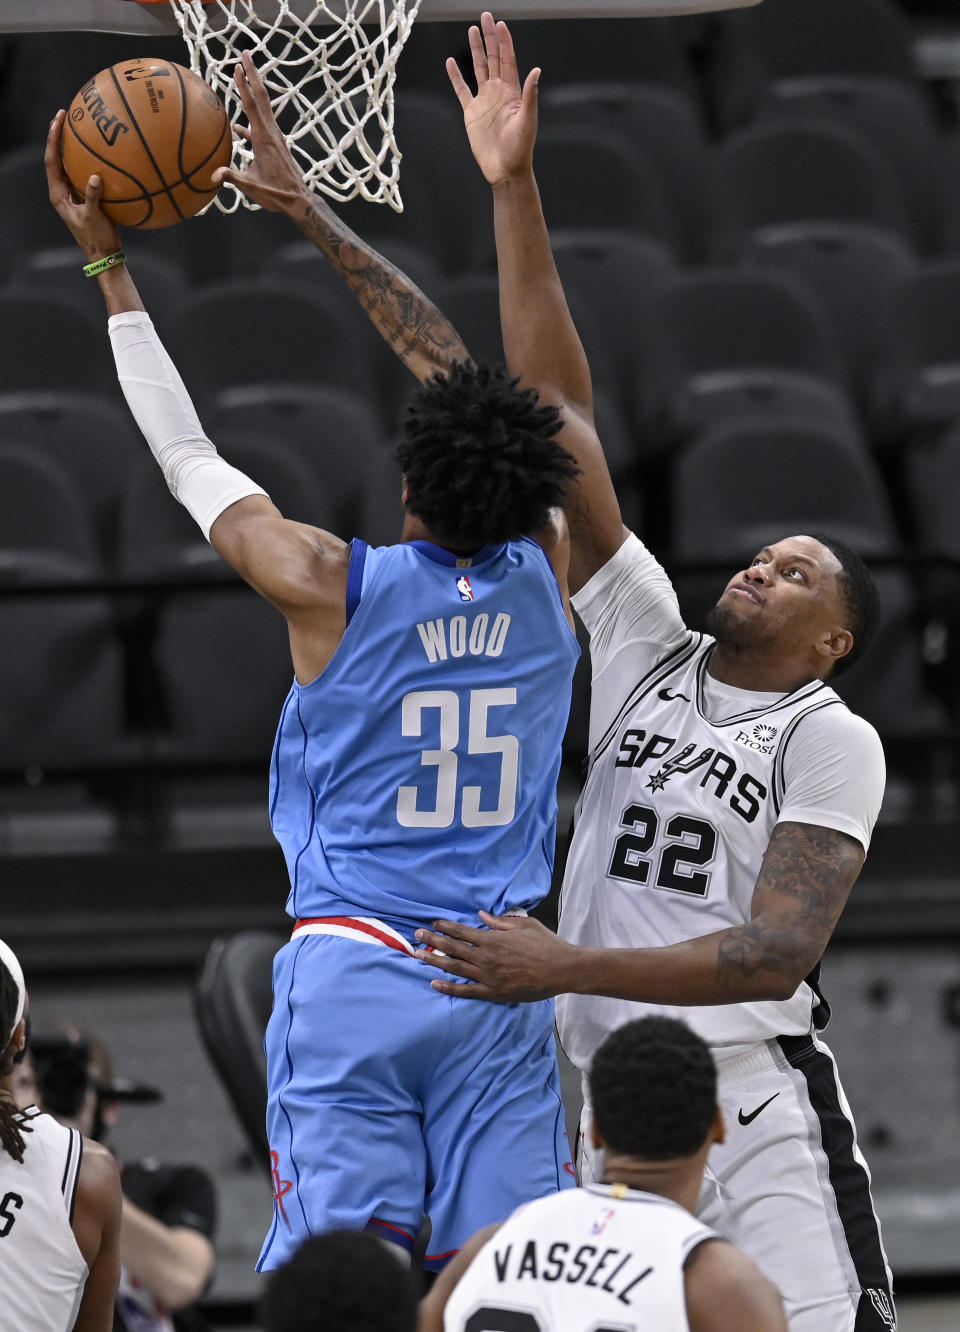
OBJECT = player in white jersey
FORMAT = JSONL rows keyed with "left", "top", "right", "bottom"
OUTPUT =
{"left": 0, "top": 940, "right": 121, "bottom": 1332}
{"left": 417, "top": 14, "right": 897, "bottom": 1332}
{"left": 421, "top": 1016, "right": 787, "bottom": 1332}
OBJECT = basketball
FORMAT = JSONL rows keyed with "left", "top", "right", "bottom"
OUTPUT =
{"left": 61, "top": 58, "right": 232, "bottom": 229}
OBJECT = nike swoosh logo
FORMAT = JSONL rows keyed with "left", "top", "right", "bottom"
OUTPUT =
{"left": 657, "top": 688, "right": 690, "bottom": 702}
{"left": 738, "top": 1093, "right": 780, "bottom": 1126}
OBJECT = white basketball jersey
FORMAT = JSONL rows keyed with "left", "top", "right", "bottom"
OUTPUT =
{"left": 443, "top": 1183, "right": 718, "bottom": 1332}
{"left": 557, "top": 535, "right": 885, "bottom": 1067}
{"left": 0, "top": 1107, "right": 88, "bottom": 1332}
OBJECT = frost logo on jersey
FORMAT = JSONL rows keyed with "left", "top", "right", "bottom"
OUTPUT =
{"left": 866, "top": 1289, "right": 897, "bottom": 1330}
{"left": 647, "top": 743, "right": 715, "bottom": 792}
{"left": 734, "top": 722, "right": 779, "bottom": 755}
{"left": 456, "top": 574, "right": 475, "bottom": 602}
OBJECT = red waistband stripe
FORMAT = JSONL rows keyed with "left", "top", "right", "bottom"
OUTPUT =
{"left": 292, "top": 916, "right": 415, "bottom": 956}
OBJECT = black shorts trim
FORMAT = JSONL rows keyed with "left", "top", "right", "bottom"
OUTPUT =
{"left": 778, "top": 1036, "right": 897, "bottom": 1331}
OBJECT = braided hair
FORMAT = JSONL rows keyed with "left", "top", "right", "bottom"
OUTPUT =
{"left": 396, "top": 361, "right": 580, "bottom": 551}
{"left": 0, "top": 961, "right": 30, "bottom": 1162}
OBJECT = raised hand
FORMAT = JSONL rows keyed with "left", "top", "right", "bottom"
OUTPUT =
{"left": 45, "top": 110, "right": 123, "bottom": 261}
{"left": 447, "top": 10, "right": 540, "bottom": 187}
{"left": 212, "top": 51, "right": 307, "bottom": 212}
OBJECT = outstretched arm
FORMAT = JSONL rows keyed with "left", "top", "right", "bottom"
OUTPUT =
{"left": 118, "top": 1196, "right": 215, "bottom": 1312}
{"left": 213, "top": 52, "right": 468, "bottom": 384}
{"left": 46, "top": 112, "right": 349, "bottom": 685}
{"left": 448, "top": 12, "right": 627, "bottom": 590}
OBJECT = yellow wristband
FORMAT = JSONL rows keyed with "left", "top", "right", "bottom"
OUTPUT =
{"left": 83, "top": 251, "right": 126, "bottom": 278}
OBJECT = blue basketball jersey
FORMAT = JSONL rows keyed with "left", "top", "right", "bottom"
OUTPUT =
{"left": 269, "top": 537, "right": 580, "bottom": 934}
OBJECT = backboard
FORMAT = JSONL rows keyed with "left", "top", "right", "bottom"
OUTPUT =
{"left": 0, "top": 0, "right": 766, "bottom": 35}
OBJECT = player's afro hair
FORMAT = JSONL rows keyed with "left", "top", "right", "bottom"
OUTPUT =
{"left": 259, "top": 1230, "right": 418, "bottom": 1332}
{"left": 589, "top": 1016, "right": 717, "bottom": 1162}
{"left": 807, "top": 531, "right": 881, "bottom": 677}
{"left": 395, "top": 360, "right": 580, "bottom": 551}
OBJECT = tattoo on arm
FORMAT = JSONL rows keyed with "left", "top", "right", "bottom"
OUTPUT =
{"left": 715, "top": 822, "right": 864, "bottom": 994}
{"left": 298, "top": 199, "right": 468, "bottom": 371}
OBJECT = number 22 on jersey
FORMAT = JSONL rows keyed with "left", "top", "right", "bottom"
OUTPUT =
{"left": 397, "top": 688, "right": 519, "bottom": 830}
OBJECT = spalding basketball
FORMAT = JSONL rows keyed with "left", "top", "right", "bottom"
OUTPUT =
{"left": 61, "top": 58, "right": 232, "bottom": 229}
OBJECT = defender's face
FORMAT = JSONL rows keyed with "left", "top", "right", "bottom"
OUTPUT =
{"left": 710, "top": 536, "right": 848, "bottom": 656}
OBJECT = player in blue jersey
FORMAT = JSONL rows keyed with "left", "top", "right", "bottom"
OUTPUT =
{"left": 46, "top": 54, "right": 580, "bottom": 1276}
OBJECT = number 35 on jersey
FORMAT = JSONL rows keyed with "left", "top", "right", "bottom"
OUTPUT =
{"left": 397, "top": 688, "right": 519, "bottom": 830}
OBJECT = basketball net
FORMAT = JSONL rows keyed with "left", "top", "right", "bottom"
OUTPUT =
{"left": 164, "top": 0, "right": 424, "bottom": 212}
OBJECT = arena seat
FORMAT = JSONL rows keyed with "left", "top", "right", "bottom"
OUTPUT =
{"left": 751, "top": 76, "right": 949, "bottom": 255}
{"left": 6, "top": 245, "right": 189, "bottom": 337}
{"left": 390, "top": 90, "right": 492, "bottom": 271}
{"left": 0, "top": 391, "right": 151, "bottom": 569}
{"left": 831, "top": 568, "right": 951, "bottom": 739}
{"left": 207, "top": 386, "right": 391, "bottom": 539}
{"left": 704, "top": 0, "right": 919, "bottom": 132}
{"left": 0, "top": 293, "right": 116, "bottom": 397}
{"left": 905, "top": 421, "right": 960, "bottom": 561}
{"left": 359, "top": 454, "right": 405, "bottom": 549}
{"left": 541, "top": 83, "right": 732, "bottom": 265}
{"left": 432, "top": 269, "right": 631, "bottom": 453}
{"left": 117, "top": 438, "right": 330, "bottom": 764}
{"left": 635, "top": 267, "right": 858, "bottom": 450}
{"left": 666, "top": 417, "right": 945, "bottom": 738}
{"left": 165, "top": 281, "right": 379, "bottom": 410}
{"left": 869, "top": 259, "right": 960, "bottom": 446}
{"left": 739, "top": 223, "right": 916, "bottom": 411}
{"left": 194, "top": 930, "right": 285, "bottom": 1172}
{"left": 531, "top": 127, "right": 680, "bottom": 256}
{"left": 262, "top": 235, "right": 443, "bottom": 304}
{"left": 0, "top": 445, "right": 125, "bottom": 770}
{"left": 716, "top": 119, "right": 914, "bottom": 251}
{"left": 550, "top": 228, "right": 676, "bottom": 444}
{"left": 257, "top": 239, "right": 444, "bottom": 426}
{"left": 669, "top": 415, "right": 900, "bottom": 564}
{"left": 0, "top": 145, "right": 85, "bottom": 265}
{"left": 0, "top": 443, "right": 101, "bottom": 570}
{"left": 903, "top": 421, "right": 960, "bottom": 724}
{"left": 507, "top": 16, "right": 700, "bottom": 95}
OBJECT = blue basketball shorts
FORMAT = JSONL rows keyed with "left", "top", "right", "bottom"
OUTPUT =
{"left": 258, "top": 927, "right": 575, "bottom": 1272}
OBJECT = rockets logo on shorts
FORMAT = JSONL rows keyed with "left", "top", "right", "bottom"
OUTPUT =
{"left": 456, "top": 574, "right": 475, "bottom": 602}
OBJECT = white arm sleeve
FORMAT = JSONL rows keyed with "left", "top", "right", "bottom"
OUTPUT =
{"left": 778, "top": 707, "right": 886, "bottom": 853}
{"left": 108, "top": 310, "right": 267, "bottom": 540}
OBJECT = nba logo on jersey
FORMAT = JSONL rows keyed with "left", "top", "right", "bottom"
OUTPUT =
{"left": 456, "top": 575, "right": 475, "bottom": 602}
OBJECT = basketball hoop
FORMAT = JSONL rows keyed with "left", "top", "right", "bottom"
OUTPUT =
{"left": 144, "top": 1, "right": 424, "bottom": 213}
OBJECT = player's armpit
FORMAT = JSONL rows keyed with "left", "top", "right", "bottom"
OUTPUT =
{"left": 209, "top": 496, "right": 349, "bottom": 612}
{"left": 685, "top": 1239, "right": 788, "bottom": 1332}
{"left": 718, "top": 821, "right": 865, "bottom": 1001}
{"left": 72, "top": 1141, "right": 122, "bottom": 1332}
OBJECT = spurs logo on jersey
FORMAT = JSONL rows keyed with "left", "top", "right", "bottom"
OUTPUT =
{"left": 557, "top": 630, "right": 862, "bottom": 1056}
{"left": 595, "top": 637, "right": 841, "bottom": 904}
